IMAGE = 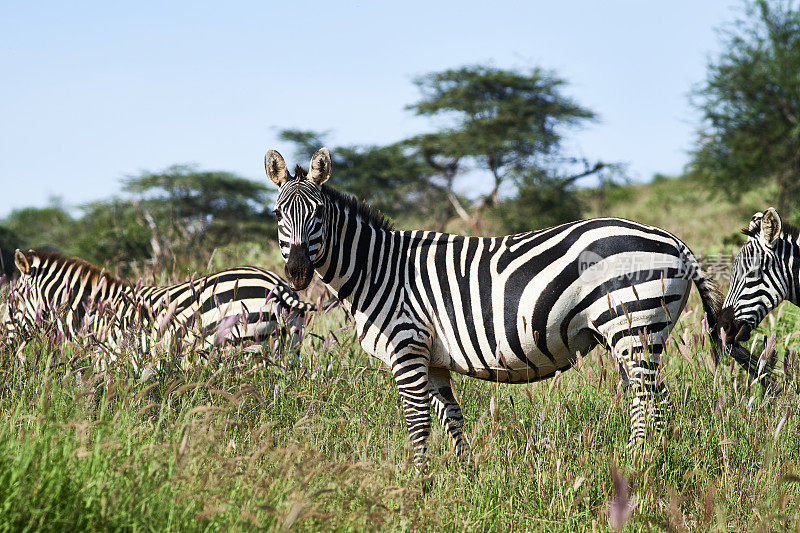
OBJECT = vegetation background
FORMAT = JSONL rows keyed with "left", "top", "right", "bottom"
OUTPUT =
{"left": 3, "top": 0, "right": 800, "bottom": 530}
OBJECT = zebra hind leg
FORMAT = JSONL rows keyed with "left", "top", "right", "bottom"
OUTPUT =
{"left": 611, "top": 330, "right": 671, "bottom": 457}
{"left": 428, "top": 367, "right": 473, "bottom": 467}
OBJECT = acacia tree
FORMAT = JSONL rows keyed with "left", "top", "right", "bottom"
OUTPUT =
{"left": 123, "top": 166, "right": 273, "bottom": 264}
{"left": 407, "top": 65, "right": 607, "bottom": 232}
{"left": 73, "top": 200, "right": 152, "bottom": 267}
{"left": 692, "top": 0, "right": 800, "bottom": 214}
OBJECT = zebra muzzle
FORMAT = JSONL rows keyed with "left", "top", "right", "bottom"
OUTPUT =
{"left": 718, "top": 306, "right": 752, "bottom": 344}
{"left": 717, "top": 306, "right": 737, "bottom": 342}
{"left": 718, "top": 310, "right": 752, "bottom": 344}
{"left": 286, "top": 244, "right": 314, "bottom": 291}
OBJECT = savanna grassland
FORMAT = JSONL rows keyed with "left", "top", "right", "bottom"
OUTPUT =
{"left": 1, "top": 178, "right": 800, "bottom": 531}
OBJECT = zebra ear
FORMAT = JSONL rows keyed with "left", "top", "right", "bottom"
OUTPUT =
{"left": 761, "top": 207, "right": 782, "bottom": 245}
{"left": 265, "top": 149, "right": 288, "bottom": 186}
{"left": 14, "top": 249, "right": 30, "bottom": 275}
{"left": 308, "top": 148, "right": 331, "bottom": 185}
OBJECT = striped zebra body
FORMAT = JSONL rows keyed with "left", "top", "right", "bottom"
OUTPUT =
{"left": 266, "top": 148, "right": 726, "bottom": 468}
{"left": 719, "top": 208, "right": 796, "bottom": 387}
{"left": 2, "top": 250, "right": 314, "bottom": 367}
{"left": 135, "top": 265, "right": 312, "bottom": 349}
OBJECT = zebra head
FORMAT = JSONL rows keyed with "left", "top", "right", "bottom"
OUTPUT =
{"left": 266, "top": 147, "right": 331, "bottom": 290}
{"left": 2, "top": 250, "right": 39, "bottom": 342}
{"left": 719, "top": 208, "right": 788, "bottom": 344}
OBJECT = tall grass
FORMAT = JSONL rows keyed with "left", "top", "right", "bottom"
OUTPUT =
{"left": 1, "top": 284, "right": 799, "bottom": 531}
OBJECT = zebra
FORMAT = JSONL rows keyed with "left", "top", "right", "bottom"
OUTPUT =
{"left": 1, "top": 246, "right": 60, "bottom": 284}
{"left": 264, "top": 147, "right": 748, "bottom": 469}
{"left": 718, "top": 207, "right": 797, "bottom": 385}
{"left": 2, "top": 249, "right": 315, "bottom": 369}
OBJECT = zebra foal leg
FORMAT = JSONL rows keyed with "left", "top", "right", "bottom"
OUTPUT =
{"left": 428, "top": 367, "right": 472, "bottom": 465}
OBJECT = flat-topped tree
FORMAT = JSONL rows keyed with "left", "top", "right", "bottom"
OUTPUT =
{"left": 407, "top": 64, "right": 607, "bottom": 233}
{"left": 123, "top": 165, "right": 272, "bottom": 264}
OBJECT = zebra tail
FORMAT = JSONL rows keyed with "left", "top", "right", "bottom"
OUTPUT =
{"left": 680, "top": 244, "right": 724, "bottom": 360}
{"left": 276, "top": 288, "right": 317, "bottom": 314}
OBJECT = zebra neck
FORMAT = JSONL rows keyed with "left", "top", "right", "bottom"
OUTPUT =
{"left": 780, "top": 237, "right": 800, "bottom": 304}
{"left": 315, "top": 204, "right": 395, "bottom": 308}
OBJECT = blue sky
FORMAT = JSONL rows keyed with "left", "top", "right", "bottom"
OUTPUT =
{"left": 1, "top": 1, "right": 740, "bottom": 217}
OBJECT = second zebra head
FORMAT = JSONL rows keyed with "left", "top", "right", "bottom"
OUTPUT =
{"left": 718, "top": 207, "right": 790, "bottom": 344}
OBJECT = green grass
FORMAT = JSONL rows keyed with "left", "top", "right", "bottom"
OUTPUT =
{"left": 1, "top": 292, "right": 800, "bottom": 531}
{"left": 2, "top": 177, "right": 799, "bottom": 530}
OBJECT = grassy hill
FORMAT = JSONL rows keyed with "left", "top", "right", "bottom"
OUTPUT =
{"left": 584, "top": 174, "right": 776, "bottom": 255}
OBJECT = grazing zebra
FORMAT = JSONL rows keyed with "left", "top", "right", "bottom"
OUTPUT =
{"left": 718, "top": 207, "right": 797, "bottom": 385}
{"left": 265, "top": 147, "right": 737, "bottom": 468}
{"left": 2, "top": 249, "right": 315, "bottom": 367}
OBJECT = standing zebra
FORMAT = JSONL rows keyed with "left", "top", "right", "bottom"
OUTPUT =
{"left": 2, "top": 249, "right": 315, "bottom": 367}
{"left": 265, "top": 147, "right": 736, "bottom": 468}
{"left": 718, "top": 207, "right": 798, "bottom": 384}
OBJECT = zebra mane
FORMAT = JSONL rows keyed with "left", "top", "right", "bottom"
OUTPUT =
{"left": 321, "top": 184, "right": 394, "bottom": 231}
{"left": 292, "top": 163, "right": 394, "bottom": 231}
{"left": 24, "top": 250, "right": 131, "bottom": 290}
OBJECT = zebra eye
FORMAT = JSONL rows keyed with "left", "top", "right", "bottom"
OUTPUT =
{"left": 273, "top": 209, "right": 283, "bottom": 221}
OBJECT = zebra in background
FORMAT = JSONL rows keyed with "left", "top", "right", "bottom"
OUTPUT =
{"left": 718, "top": 207, "right": 799, "bottom": 385}
{"left": 2, "top": 249, "right": 315, "bottom": 369}
{"left": 265, "top": 147, "right": 746, "bottom": 469}
{"left": 1, "top": 246, "right": 60, "bottom": 284}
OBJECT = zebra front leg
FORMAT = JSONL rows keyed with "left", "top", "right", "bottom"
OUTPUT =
{"left": 428, "top": 367, "right": 472, "bottom": 466}
{"left": 392, "top": 350, "right": 432, "bottom": 472}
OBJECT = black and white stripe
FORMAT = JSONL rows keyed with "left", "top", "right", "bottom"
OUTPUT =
{"left": 719, "top": 208, "right": 797, "bottom": 384}
{"left": 266, "top": 147, "right": 729, "bottom": 468}
{"left": 2, "top": 249, "right": 315, "bottom": 367}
